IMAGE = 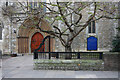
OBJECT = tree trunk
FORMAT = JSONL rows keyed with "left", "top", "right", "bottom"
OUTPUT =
{"left": 65, "top": 45, "right": 72, "bottom": 52}
{"left": 65, "top": 45, "right": 72, "bottom": 59}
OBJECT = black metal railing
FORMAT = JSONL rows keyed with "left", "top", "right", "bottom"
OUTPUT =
{"left": 34, "top": 35, "right": 51, "bottom": 59}
{"left": 34, "top": 35, "right": 51, "bottom": 52}
{"left": 33, "top": 35, "right": 103, "bottom": 60}
{"left": 34, "top": 52, "right": 103, "bottom": 60}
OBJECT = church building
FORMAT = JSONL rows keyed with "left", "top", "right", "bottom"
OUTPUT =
{"left": 0, "top": 1, "right": 118, "bottom": 54}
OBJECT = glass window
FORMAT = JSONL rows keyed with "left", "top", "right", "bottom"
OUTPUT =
{"left": 29, "top": 2, "right": 38, "bottom": 10}
{"left": 92, "top": 21, "right": 95, "bottom": 33}
{"left": 88, "top": 21, "right": 96, "bottom": 33}
{"left": 28, "top": 2, "right": 46, "bottom": 12}
{"left": 0, "top": 23, "right": 2, "bottom": 40}
{"left": 29, "top": 2, "right": 33, "bottom": 9}
{"left": 6, "top": 2, "right": 8, "bottom": 6}
{"left": 34, "top": 2, "right": 37, "bottom": 8}
{"left": 88, "top": 22, "right": 91, "bottom": 33}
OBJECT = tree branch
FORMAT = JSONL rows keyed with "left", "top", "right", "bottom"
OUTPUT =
{"left": 57, "top": 2, "right": 73, "bottom": 32}
{"left": 39, "top": 2, "right": 60, "bottom": 14}
{"left": 69, "top": 2, "right": 97, "bottom": 42}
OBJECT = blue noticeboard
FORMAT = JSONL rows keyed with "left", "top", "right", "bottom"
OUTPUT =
{"left": 87, "top": 36, "right": 97, "bottom": 50}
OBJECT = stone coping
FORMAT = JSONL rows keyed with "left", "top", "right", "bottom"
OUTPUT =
{"left": 103, "top": 52, "right": 120, "bottom": 54}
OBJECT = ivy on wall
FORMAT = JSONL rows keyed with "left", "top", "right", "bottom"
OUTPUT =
{"left": 112, "top": 26, "right": 120, "bottom": 52}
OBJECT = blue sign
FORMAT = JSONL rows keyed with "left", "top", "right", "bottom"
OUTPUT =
{"left": 87, "top": 36, "right": 97, "bottom": 50}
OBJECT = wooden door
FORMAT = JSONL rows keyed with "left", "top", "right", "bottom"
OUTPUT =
{"left": 31, "top": 32, "right": 44, "bottom": 53}
{"left": 18, "top": 37, "right": 29, "bottom": 53}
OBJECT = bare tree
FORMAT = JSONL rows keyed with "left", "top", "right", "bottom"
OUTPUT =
{"left": 2, "top": 2, "right": 119, "bottom": 53}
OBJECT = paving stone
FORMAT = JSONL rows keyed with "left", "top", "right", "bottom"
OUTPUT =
{"left": 1, "top": 55, "right": 119, "bottom": 78}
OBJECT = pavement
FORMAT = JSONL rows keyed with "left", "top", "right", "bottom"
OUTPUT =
{"left": 0, "top": 59, "right": 2, "bottom": 80}
{"left": 1, "top": 54, "right": 119, "bottom": 78}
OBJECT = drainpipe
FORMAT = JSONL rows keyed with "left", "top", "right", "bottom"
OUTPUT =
{"left": 10, "top": 15, "right": 13, "bottom": 54}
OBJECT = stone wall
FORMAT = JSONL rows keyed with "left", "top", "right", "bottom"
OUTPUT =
{"left": 34, "top": 59, "right": 104, "bottom": 71}
{"left": 103, "top": 52, "right": 119, "bottom": 71}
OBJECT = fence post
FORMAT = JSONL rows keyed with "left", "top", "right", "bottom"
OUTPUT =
{"left": 0, "top": 50, "right": 2, "bottom": 59}
{"left": 77, "top": 53, "right": 80, "bottom": 59}
{"left": 49, "top": 36, "right": 51, "bottom": 59}
{"left": 34, "top": 52, "right": 38, "bottom": 59}
{"left": 49, "top": 53, "right": 51, "bottom": 59}
{"left": 56, "top": 53, "right": 59, "bottom": 59}
{"left": 99, "top": 52, "right": 103, "bottom": 59}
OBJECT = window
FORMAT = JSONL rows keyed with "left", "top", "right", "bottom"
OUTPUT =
{"left": 34, "top": 2, "right": 37, "bottom": 8}
{"left": 28, "top": 2, "right": 46, "bottom": 12}
{"left": 29, "top": 2, "right": 39, "bottom": 10}
{"left": 6, "top": 2, "right": 8, "bottom": 6}
{"left": 6, "top": 1, "right": 15, "bottom": 7}
{"left": 88, "top": 21, "right": 96, "bottom": 33}
{"left": 0, "top": 22, "right": 2, "bottom": 40}
{"left": 29, "top": 2, "right": 33, "bottom": 10}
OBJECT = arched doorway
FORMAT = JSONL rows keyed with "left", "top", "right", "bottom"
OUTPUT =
{"left": 31, "top": 32, "right": 44, "bottom": 53}
{"left": 87, "top": 36, "right": 97, "bottom": 50}
{"left": 18, "top": 18, "right": 55, "bottom": 54}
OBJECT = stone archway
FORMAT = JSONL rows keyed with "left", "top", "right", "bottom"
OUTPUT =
{"left": 17, "top": 17, "right": 55, "bottom": 54}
